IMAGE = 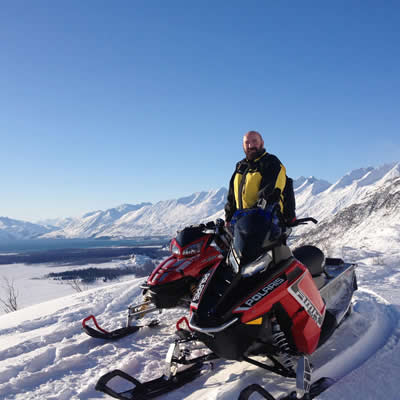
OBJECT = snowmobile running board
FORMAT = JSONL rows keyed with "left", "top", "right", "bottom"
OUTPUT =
{"left": 82, "top": 315, "right": 159, "bottom": 340}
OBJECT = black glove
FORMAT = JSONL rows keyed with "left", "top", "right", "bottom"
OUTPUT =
{"left": 266, "top": 188, "right": 281, "bottom": 205}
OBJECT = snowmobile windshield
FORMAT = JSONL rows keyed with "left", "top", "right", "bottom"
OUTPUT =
{"left": 232, "top": 209, "right": 273, "bottom": 266}
{"left": 175, "top": 226, "right": 207, "bottom": 248}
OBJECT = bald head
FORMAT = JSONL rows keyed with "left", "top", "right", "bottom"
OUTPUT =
{"left": 243, "top": 131, "right": 264, "bottom": 160}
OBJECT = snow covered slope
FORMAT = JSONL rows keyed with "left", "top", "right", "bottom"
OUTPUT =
{"left": 0, "top": 263, "right": 399, "bottom": 400}
{"left": 0, "top": 217, "right": 54, "bottom": 240}
{"left": 293, "top": 163, "right": 400, "bottom": 254}
{"left": 295, "top": 162, "right": 400, "bottom": 222}
{"left": 40, "top": 203, "right": 153, "bottom": 239}
{"left": 42, "top": 189, "right": 227, "bottom": 239}
{"left": 294, "top": 176, "right": 331, "bottom": 197}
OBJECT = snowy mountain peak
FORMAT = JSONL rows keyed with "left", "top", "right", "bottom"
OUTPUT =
{"left": 380, "top": 162, "right": 400, "bottom": 181}
{"left": 355, "top": 162, "right": 399, "bottom": 188}
{"left": 173, "top": 188, "right": 227, "bottom": 208}
{"left": 41, "top": 189, "right": 228, "bottom": 239}
{"left": 294, "top": 162, "right": 400, "bottom": 246}
{"left": 81, "top": 202, "right": 152, "bottom": 220}
{"left": 293, "top": 176, "right": 307, "bottom": 189}
{"left": 295, "top": 177, "right": 332, "bottom": 196}
{"left": 329, "top": 167, "right": 374, "bottom": 191}
{"left": 0, "top": 217, "right": 54, "bottom": 240}
{"left": 328, "top": 162, "right": 399, "bottom": 192}
{"left": 115, "top": 203, "right": 152, "bottom": 213}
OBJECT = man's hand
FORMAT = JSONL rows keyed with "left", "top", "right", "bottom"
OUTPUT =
{"left": 266, "top": 188, "right": 281, "bottom": 205}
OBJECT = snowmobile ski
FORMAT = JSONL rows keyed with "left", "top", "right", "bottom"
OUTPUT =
{"left": 82, "top": 315, "right": 159, "bottom": 340}
{"left": 95, "top": 363, "right": 204, "bottom": 400}
{"left": 238, "top": 377, "right": 335, "bottom": 400}
{"left": 96, "top": 334, "right": 217, "bottom": 399}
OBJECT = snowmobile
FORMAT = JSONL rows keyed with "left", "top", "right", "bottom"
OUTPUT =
{"left": 82, "top": 219, "right": 230, "bottom": 340}
{"left": 95, "top": 206, "right": 357, "bottom": 400}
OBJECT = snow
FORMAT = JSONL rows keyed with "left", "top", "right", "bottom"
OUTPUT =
{"left": 295, "top": 177, "right": 331, "bottom": 196}
{"left": 0, "top": 243, "right": 400, "bottom": 399}
{"left": 295, "top": 162, "right": 400, "bottom": 221}
{"left": 0, "top": 260, "right": 142, "bottom": 311}
{"left": 0, "top": 217, "right": 54, "bottom": 240}
{"left": 41, "top": 189, "right": 228, "bottom": 239}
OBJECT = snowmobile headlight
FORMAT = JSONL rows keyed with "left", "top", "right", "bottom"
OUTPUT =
{"left": 182, "top": 242, "right": 202, "bottom": 256}
{"left": 228, "top": 249, "right": 240, "bottom": 274}
{"left": 171, "top": 243, "right": 181, "bottom": 256}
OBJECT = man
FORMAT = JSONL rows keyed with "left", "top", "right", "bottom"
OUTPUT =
{"left": 224, "top": 131, "right": 288, "bottom": 224}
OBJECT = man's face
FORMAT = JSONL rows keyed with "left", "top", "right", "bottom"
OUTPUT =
{"left": 243, "top": 133, "right": 264, "bottom": 160}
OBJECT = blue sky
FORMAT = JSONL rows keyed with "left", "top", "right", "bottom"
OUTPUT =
{"left": 1, "top": 1, "right": 399, "bottom": 221}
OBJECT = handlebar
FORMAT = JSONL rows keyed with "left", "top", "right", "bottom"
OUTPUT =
{"left": 288, "top": 217, "right": 318, "bottom": 226}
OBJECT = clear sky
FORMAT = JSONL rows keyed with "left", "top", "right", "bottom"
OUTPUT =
{"left": 1, "top": 1, "right": 399, "bottom": 221}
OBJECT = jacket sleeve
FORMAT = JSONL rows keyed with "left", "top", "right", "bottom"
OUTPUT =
{"left": 258, "top": 156, "right": 287, "bottom": 205}
{"left": 224, "top": 170, "right": 237, "bottom": 222}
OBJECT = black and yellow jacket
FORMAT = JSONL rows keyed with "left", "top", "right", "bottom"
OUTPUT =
{"left": 224, "top": 150, "right": 287, "bottom": 222}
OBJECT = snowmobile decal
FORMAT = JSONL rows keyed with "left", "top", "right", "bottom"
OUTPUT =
{"left": 234, "top": 275, "right": 287, "bottom": 312}
{"left": 191, "top": 272, "right": 211, "bottom": 304}
{"left": 288, "top": 274, "right": 325, "bottom": 328}
{"left": 149, "top": 258, "right": 195, "bottom": 284}
{"left": 245, "top": 317, "right": 263, "bottom": 325}
{"left": 200, "top": 255, "right": 222, "bottom": 265}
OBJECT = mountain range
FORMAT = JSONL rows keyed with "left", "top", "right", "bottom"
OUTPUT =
{"left": 1, "top": 163, "right": 399, "bottom": 247}
{"left": 0, "top": 217, "right": 54, "bottom": 241}
{"left": 293, "top": 162, "right": 400, "bottom": 255}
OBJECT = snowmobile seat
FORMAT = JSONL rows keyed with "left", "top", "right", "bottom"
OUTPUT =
{"left": 293, "top": 245, "right": 327, "bottom": 290}
{"left": 293, "top": 245, "right": 325, "bottom": 277}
